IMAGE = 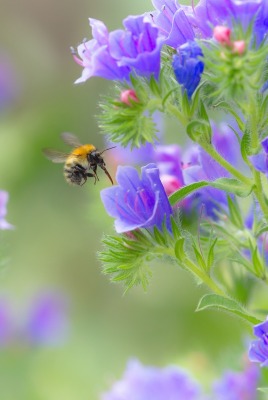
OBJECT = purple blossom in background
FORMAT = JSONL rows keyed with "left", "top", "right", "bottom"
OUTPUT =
{"left": 212, "top": 363, "right": 260, "bottom": 400}
{"left": 100, "top": 164, "right": 173, "bottom": 233}
{"left": 154, "top": 144, "right": 185, "bottom": 196}
{"left": 249, "top": 316, "right": 268, "bottom": 366}
{"left": 172, "top": 41, "right": 204, "bottom": 98}
{"left": 183, "top": 124, "right": 241, "bottom": 218}
{"left": 249, "top": 136, "right": 268, "bottom": 176}
{"left": 73, "top": 15, "right": 164, "bottom": 83}
{"left": 101, "top": 359, "right": 202, "bottom": 400}
{"left": 0, "top": 292, "right": 68, "bottom": 347}
{"left": 0, "top": 298, "right": 14, "bottom": 346}
{"left": 26, "top": 292, "right": 69, "bottom": 346}
{"left": 0, "top": 53, "right": 19, "bottom": 112}
{"left": 0, "top": 191, "right": 13, "bottom": 230}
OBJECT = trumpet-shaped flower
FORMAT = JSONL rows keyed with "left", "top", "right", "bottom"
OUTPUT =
{"left": 100, "top": 164, "right": 173, "bottom": 233}
{"left": 172, "top": 41, "right": 204, "bottom": 98}
{"left": 73, "top": 15, "right": 164, "bottom": 83}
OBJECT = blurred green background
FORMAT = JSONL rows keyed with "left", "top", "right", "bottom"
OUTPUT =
{"left": 0, "top": 0, "right": 247, "bottom": 399}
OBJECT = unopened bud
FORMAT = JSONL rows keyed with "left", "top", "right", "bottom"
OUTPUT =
{"left": 232, "top": 40, "right": 246, "bottom": 55}
{"left": 213, "top": 26, "right": 231, "bottom": 46}
{"left": 120, "top": 89, "right": 139, "bottom": 106}
{"left": 160, "top": 174, "right": 182, "bottom": 196}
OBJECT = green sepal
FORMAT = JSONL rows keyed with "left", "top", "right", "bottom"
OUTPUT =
{"left": 174, "top": 238, "right": 186, "bottom": 263}
{"left": 207, "top": 238, "right": 218, "bottom": 271}
{"left": 227, "top": 196, "right": 244, "bottom": 229}
{"left": 196, "top": 293, "right": 261, "bottom": 325}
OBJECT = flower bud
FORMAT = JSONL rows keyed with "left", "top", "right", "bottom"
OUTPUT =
{"left": 232, "top": 40, "right": 246, "bottom": 55}
{"left": 213, "top": 26, "right": 231, "bottom": 46}
{"left": 160, "top": 174, "right": 182, "bottom": 196}
{"left": 120, "top": 89, "right": 139, "bottom": 106}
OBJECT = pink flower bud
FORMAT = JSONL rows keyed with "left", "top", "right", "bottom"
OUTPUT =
{"left": 160, "top": 175, "right": 182, "bottom": 196}
{"left": 120, "top": 89, "right": 139, "bottom": 106}
{"left": 232, "top": 40, "right": 246, "bottom": 55}
{"left": 213, "top": 26, "right": 231, "bottom": 46}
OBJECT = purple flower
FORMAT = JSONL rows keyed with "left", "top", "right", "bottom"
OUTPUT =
{"left": 101, "top": 359, "right": 202, "bottom": 400}
{"left": 172, "top": 41, "right": 204, "bottom": 98}
{"left": 26, "top": 292, "right": 69, "bottom": 346}
{"left": 150, "top": 1, "right": 195, "bottom": 48}
{"left": 213, "top": 363, "right": 260, "bottom": 400}
{"left": 249, "top": 316, "right": 268, "bottom": 366}
{"left": 73, "top": 19, "right": 130, "bottom": 83}
{"left": 100, "top": 164, "right": 173, "bottom": 233}
{"left": 249, "top": 137, "right": 268, "bottom": 176}
{"left": 73, "top": 15, "right": 164, "bottom": 83}
{"left": 0, "top": 191, "right": 13, "bottom": 230}
{"left": 0, "top": 53, "right": 19, "bottom": 112}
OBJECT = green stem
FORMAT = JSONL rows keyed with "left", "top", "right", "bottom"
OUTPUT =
{"left": 158, "top": 247, "right": 225, "bottom": 296}
{"left": 201, "top": 142, "right": 253, "bottom": 186}
{"left": 183, "top": 258, "right": 225, "bottom": 296}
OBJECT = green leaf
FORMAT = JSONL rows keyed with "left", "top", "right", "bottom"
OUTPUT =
{"left": 240, "top": 132, "right": 251, "bottom": 162}
{"left": 169, "top": 178, "right": 254, "bottom": 207}
{"left": 169, "top": 181, "right": 209, "bottom": 206}
{"left": 211, "top": 178, "right": 254, "bottom": 197}
{"left": 258, "top": 388, "right": 268, "bottom": 394}
{"left": 196, "top": 293, "right": 261, "bottom": 325}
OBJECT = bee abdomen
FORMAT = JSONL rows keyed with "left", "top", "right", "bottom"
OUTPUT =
{"left": 64, "top": 165, "right": 84, "bottom": 185}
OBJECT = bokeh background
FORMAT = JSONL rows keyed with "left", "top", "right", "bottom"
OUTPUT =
{"left": 0, "top": 0, "right": 249, "bottom": 399}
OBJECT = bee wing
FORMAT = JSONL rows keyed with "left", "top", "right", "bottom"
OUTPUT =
{"left": 42, "top": 148, "right": 69, "bottom": 163}
{"left": 61, "top": 132, "right": 82, "bottom": 148}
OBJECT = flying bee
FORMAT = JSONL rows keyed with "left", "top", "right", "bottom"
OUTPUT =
{"left": 42, "top": 132, "right": 115, "bottom": 186}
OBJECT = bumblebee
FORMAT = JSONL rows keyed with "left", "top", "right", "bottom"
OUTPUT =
{"left": 43, "top": 132, "right": 114, "bottom": 186}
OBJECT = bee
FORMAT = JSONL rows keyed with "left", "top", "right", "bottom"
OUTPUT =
{"left": 42, "top": 132, "right": 115, "bottom": 186}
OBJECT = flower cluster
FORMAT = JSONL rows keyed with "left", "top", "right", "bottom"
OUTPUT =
{"left": 71, "top": 0, "right": 268, "bottom": 392}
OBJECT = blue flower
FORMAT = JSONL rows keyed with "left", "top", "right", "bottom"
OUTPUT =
{"left": 212, "top": 363, "right": 260, "bottom": 400}
{"left": 73, "top": 15, "right": 164, "bottom": 83}
{"left": 101, "top": 359, "right": 202, "bottom": 400}
{"left": 249, "top": 317, "right": 268, "bottom": 367}
{"left": 100, "top": 164, "right": 173, "bottom": 233}
{"left": 172, "top": 41, "right": 204, "bottom": 98}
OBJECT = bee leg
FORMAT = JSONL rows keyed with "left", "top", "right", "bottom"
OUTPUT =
{"left": 90, "top": 164, "right": 99, "bottom": 183}
{"left": 86, "top": 172, "right": 97, "bottom": 184}
{"left": 99, "top": 164, "right": 113, "bottom": 185}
